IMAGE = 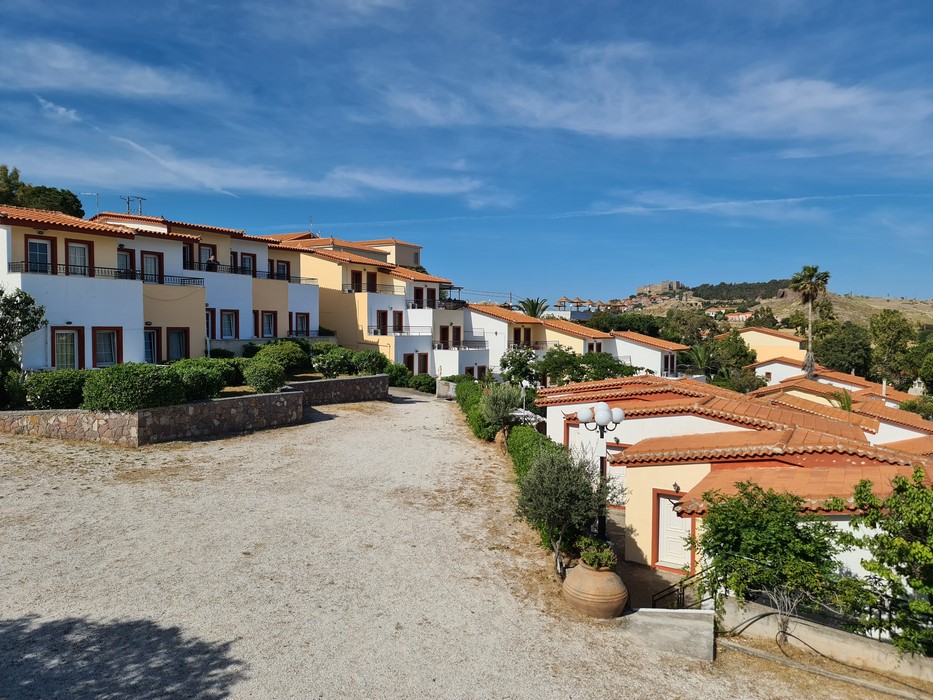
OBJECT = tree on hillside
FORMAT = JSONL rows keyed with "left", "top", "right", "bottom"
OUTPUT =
{"left": 0, "top": 164, "right": 85, "bottom": 217}
{"left": 789, "top": 265, "right": 831, "bottom": 379}
{"left": 661, "top": 308, "right": 721, "bottom": 347}
{"left": 586, "top": 311, "right": 662, "bottom": 337}
{"left": 518, "top": 297, "right": 549, "bottom": 318}
{"left": 711, "top": 330, "right": 757, "bottom": 374}
{"left": 896, "top": 340, "right": 933, "bottom": 389}
{"left": 743, "top": 306, "right": 779, "bottom": 329}
{"left": 813, "top": 322, "right": 873, "bottom": 377}
{"left": 869, "top": 309, "right": 916, "bottom": 389}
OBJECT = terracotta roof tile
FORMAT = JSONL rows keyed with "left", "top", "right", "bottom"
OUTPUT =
{"left": 714, "top": 326, "right": 805, "bottom": 343}
{"left": 880, "top": 435, "right": 933, "bottom": 456}
{"left": 610, "top": 427, "right": 922, "bottom": 467}
{"left": 467, "top": 304, "right": 543, "bottom": 325}
{"left": 760, "top": 394, "right": 880, "bottom": 433}
{"left": 94, "top": 212, "right": 244, "bottom": 236}
{"left": 261, "top": 232, "right": 319, "bottom": 242}
{"left": 358, "top": 237, "right": 423, "bottom": 248}
{"left": 542, "top": 318, "right": 613, "bottom": 339}
{"left": 132, "top": 228, "right": 201, "bottom": 242}
{"left": 611, "top": 331, "right": 690, "bottom": 351}
{"left": 536, "top": 376, "right": 742, "bottom": 406}
{"left": 744, "top": 356, "right": 816, "bottom": 370}
{"left": 536, "top": 375, "right": 669, "bottom": 397}
{"left": 1, "top": 204, "right": 135, "bottom": 238}
{"left": 388, "top": 267, "right": 451, "bottom": 284}
{"left": 851, "top": 386, "right": 915, "bottom": 405}
{"left": 853, "top": 400, "right": 933, "bottom": 434}
{"left": 306, "top": 248, "right": 394, "bottom": 267}
{"left": 676, "top": 464, "right": 922, "bottom": 516}
{"left": 749, "top": 377, "right": 843, "bottom": 400}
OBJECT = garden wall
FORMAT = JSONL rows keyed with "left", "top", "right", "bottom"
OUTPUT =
{"left": 288, "top": 374, "right": 389, "bottom": 406}
{"left": 0, "top": 375, "right": 389, "bottom": 446}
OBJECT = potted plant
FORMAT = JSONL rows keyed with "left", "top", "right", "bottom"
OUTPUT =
{"left": 562, "top": 536, "right": 629, "bottom": 618}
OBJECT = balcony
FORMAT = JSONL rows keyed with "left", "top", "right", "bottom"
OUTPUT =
{"left": 405, "top": 298, "right": 467, "bottom": 310}
{"left": 185, "top": 261, "right": 317, "bottom": 285}
{"left": 510, "top": 341, "right": 560, "bottom": 351}
{"left": 433, "top": 339, "right": 488, "bottom": 350}
{"left": 367, "top": 325, "right": 432, "bottom": 336}
{"left": 8, "top": 262, "right": 204, "bottom": 286}
{"left": 343, "top": 283, "right": 404, "bottom": 295}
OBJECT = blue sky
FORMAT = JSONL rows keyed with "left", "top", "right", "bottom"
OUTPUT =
{"left": 2, "top": 0, "right": 931, "bottom": 303}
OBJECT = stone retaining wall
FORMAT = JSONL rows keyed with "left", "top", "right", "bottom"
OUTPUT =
{"left": 287, "top": 374, "right": 389, "bottom": 406}
{"left": 0, "top": 375, "right": 388, "bottom": 446}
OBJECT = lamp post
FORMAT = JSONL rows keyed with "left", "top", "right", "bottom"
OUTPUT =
{"left": 576, "top": 401, "right": 624, "bottom": 538}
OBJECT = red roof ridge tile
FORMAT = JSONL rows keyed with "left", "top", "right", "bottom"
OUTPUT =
{"left": 715, "top": 326, "right": 805, "bottom": 342}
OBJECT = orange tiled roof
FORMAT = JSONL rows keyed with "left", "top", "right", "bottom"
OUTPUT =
{"left": 306, "top": 248, "right": 394, "bottom": 267}
{"left": 467, "top": 304, "right": 543, "bottom": 325}
{"left": 289, "top": 236, "right": 387, "bottom": 253}
{"left": 358, "top": 237, "right": 423, "bottom": 248}
{"left": 542, "top": 318, "right": 613, "bottom": 339}
{"left": 611, "top": 331, "right": 690, "bottom": 352}
{"left": 535, "top": 377, "right": 742, "bottom": 407}
{"left": 853, "top": 400, "right": 933, "bottom": 434}
{"left": 261, "top": 232, "right": 319, "bottom": 242}
{"left": 880, "top": 435, "right": 933, "bottom": 456}
{"left": 715, "top": 326, "right": 804, "bottom": 342}
{"left": 132, "top": 228, "right": 202, "bottom": 242}
{"left": 388, "top": 267, "right": 451, "bottom": 284}
{"left": 851, "top": 386, "right": 915, "bottom": 405}
{"left": 610, "top": 427, "right": 925, "bottom": 467}
{"left": 676, "top": 464, "right": 921, "bottom": 516}
{"left": 745, "top": 356, "right": 816, "bottom": 370}
{"left": 760, "top": 394, "right": 880, "bottom": 433}
{"left": 536, "top": 375, "right": 669, "bottom": 397}
{"left": 93, "top": 212, "right": 244, "bottom": 237}
{"left": 0, "top": 204, "right": 135, "bottom": 238}
{"left": 749, "top": 378, "right": 843, "bottom": 400}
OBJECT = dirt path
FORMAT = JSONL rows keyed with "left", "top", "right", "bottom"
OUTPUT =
{"left": 0, "top": 390, "right": 891, "bottom": 698}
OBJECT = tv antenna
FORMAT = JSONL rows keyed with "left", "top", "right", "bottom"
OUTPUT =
{"left": 120, "top": 195, "right": 147, "bottom": 214}
{"left": 80, "top": 192, "right": 100, "bottom": 215}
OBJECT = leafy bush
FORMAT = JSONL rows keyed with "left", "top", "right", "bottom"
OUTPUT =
{"left": 317, "top": 326, "right": 336, "bottom": 337}
{"left": 408, "top": 373, "right": 436, "bottom": 394}
{"left": 255, "top": 340, "right": 310, "bottom": 373}
{"left": 455, "top": 380, "right": 482, "bottom": 412}
{"left": 169, "top": 363, "right": 226, "bottom": 401}
{"left": 310, "top": 341, "right": 338, "bottom": 357}
{"left": 440, "top": 374, "right": 475, "bottom": 384}
{"left": 171, "top": 358, "right": 238, "bottom": 386}
{"left": 466, "top": 404, "right": 498, "bottom": 441}
{"left": 313, "top": 346, "right": 355, "bottom": 378}
{"left": 480, "top": 382, "right": 523, "bottom": 428}
{"left": 352, "top": 349, "right": 390, "bottom": 375}
{"left": 25, "top": 369, "right": 90, "bottom": 409}
{"left": 576, "top": 536, "right": 617, "bottom": 569}
{"left": 0, "top": 370, "right": 27, "bottom": 409}
{"left": 385, "top": 362, "right": 412, "bottom": 387}
{"left": 241, "top": 341, "right": 263, "bottom": 358}
{"left": 900, "top": 396, "right": 933, "bottom": 420}
{"left": 83, "top": 363, "right": 185, "bottom": 411}
{"left": 242, "top": 358, "right": 285, "bottom": 393}
{"left": 208, "top": 347, "right": 235, "bottom": 359}
{"left": 507, "top": 425, "right": 565, "bottom": 483}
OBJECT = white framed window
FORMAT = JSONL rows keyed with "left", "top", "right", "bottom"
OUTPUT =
{"left": 55, "top": 331, "right": 78, "bottom": 369}
{"left": 221, "top": 311, "right": 237, "bottom": 339}
{"left": 67, "top": 242, "right": 89, "bottom": 276}
{"left": 28, "top": 239, "right": 52, "bottom": 274}
{"left": 262, "top": 312, "right": 276, "bottom": 338}
{"left": 142, "top": 253, "right": 161, "bottom": 283}
{"left": 294, "top": 313, "right": 309, "bottom": 336}
{"left": 94, "top": 330, "right": 119, "bottom": 367}
{"left": 168, "top": 329, "right": 188, "bottom": 361}
{"left": 144, "top": 330, "right": 158, "bottom": 364}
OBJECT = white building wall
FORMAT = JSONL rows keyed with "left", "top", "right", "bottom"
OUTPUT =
{"left": 288, "top": 282, "right": 319, "bottom": 332}
{"left": 753, "top": 361, "right": 805, "bottom": 386}
{"left": 204, "top": 272, "right": 254, "bottom": 337}
{"left": 612, "top": 339, "right": 664, "bottom": 375}
{"left": 466, "top": 311, "right": 509, "bottom": 375}
{"left": 873, "top": 421, "right": 930, "bottom": 445}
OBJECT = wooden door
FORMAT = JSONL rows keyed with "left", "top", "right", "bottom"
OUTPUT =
{"left": 351, "top": 270, "right": 363, "bottom": 292}
{"left": 376, "top": 310, "right": 388, "bottom": 335}
{"left": 452, "top": 326, "right": 462, "bottom": 348}
{"left": 366, "top": 271, "right": 377, "bottom": 292}
{"left": 439, "top": 326, "right": 450, "bottom": 349}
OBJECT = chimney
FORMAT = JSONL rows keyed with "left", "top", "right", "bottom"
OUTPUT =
{"left": 882, "top": 378, "right": 887, "bottom": 397}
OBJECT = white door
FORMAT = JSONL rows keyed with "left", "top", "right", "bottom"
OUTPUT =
{"left": 656, "top": 495, "right": 691, "bottom": 570}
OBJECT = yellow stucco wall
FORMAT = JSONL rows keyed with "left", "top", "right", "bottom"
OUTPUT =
{"left": 142, "top": 284, "right": 207, "bottom": 359}
{"left": 784, "top": 388, "right": 835, "bottom": 406}
{"left": 623, "top": 462, "right": 711, "bottom": 566}
{"left": 10, "top": 225, "right": 123, "bottom": 268}
{"left": 739, "top": 330, "right": 805, "bottom": 362}
{"left": 252, "top": 278, "right": 288, "bottom": 319}
{"left": 542, "top": 329, "right": 586, "bottom": 353}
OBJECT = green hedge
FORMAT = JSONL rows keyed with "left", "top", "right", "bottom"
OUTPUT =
{"left": 25, "top": 369, "right": 90, "bottom": 409}
{"left": 455, "top": 380, "right": 482, "bottom": 412}
{"left": 170, "top": 358, "right": 238, "bottom": 386}
{"left": 440, "top": 374, "right": 475, "bottom": 384}
{"left": 352, "top": 349, "right": 390, "bottom": 375}
{"left": 466, "top": 405, "right": 498, "bottom": 441}
{"left": 408, "top": 374, "right": 437, "bottom": 394}
{"left": 242, "top": 358, "right": 286, "bottom": 393}
{"left": 170, "top": 363, "right": 226, "bottom": 401}
{"left": 83, "top": 363, "right": 186, "bottom": 411}
{"left": 507, "top": 425, "right": 566, "bottom": 483}
{"left": 385, "top": 362, "right": 412, "bottom": 387}
{"left": 255, "top": 340, "right": 311, "bottom": 372}
{"left": 312, "top": 346, "right": 355, "bottom": 378}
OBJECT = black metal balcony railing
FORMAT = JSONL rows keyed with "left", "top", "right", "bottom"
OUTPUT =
{"left": 288, "top": 329, "right": 325, "bottom": 338}
{"left": 405, "top": 298, "right": 466, "bottom": 310}
{"left": 367, "top": 325, "right": 433, "bottom": 336}
{"left": 342, "top": 283, "right": 404, "bottom": 295}
{"left": 510, "top": 341, "right": 560, "bottom": 351}
{"left": 9, "top": 262, "right": 204, "bottom": 287}
{"left": 184, "top": 261, "right": 317, "bottom": 285}
{"left": 433, "top": 339, "right": 488, "bottom": 350}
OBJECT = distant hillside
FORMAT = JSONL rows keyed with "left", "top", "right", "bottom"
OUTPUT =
{"left": 689, "top": 279, "right": 791, "bottom": 302}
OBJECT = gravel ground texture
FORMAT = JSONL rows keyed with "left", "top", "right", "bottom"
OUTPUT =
{"left": 0, "top": 389, "right": 895, "bottom": 699}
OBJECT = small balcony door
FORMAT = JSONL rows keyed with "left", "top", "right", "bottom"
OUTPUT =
{"left": 144, "top": 329, "right": 159, "bottom": 363}
{"left": 513, "top": 328, "right": 521, "bottom": 346}
{"left": 439, "top": 325, "right": 450, "bottom": 350}
{"left": 452, "top": 326, "right": 462, "bottom": 348}
{"left": 351, "top": 270, "right": 363, "bottom": 292}
{"left": 366, "top": 271, "right": 377, "bottom": 292}
{"left": 392, "top": 311, "right": 404, "bottom": 333}
{"left": 414, "top": 287, "right": 424, "bottom": 309}
{"left": 67, "top": 242, "right": 90, "bottom": 276}
{"left": 27, "top": 239, "right": 52, "bottom": 274}
{"left": 117, "top": 250, "right": 134, "bottom": 279}
{"left": 376, "top": 310, "right": 388, "bottom": 335}
{"left": 426, "top": 287, "right": 437, "bottom": 309}
{"left": 523, "top": 328, "right": 532, "bottom": 345}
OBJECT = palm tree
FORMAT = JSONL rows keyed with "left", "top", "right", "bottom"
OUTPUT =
{"left": 684, "top": 343, "right": 715, "bottom": 379}
{"left": 518, "top": 297, "right": 549, "bottom": 318}
{"left": 789, "top": 265, "right": 830, "bottom": 379}
{"left": 831, "top": 390, "right": 853, "bottom": 412}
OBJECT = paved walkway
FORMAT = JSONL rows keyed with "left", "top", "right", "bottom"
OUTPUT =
{"left": 0, "top": 389, "right": 885, "bottom": 698}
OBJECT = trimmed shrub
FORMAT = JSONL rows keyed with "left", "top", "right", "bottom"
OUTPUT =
{"left": 313, "top": 346, "right": 355, "bottom": 378}
{"left": 2, "top": 371, "right": 27, "bottom": 409}
{"left": 25, "top": 369, "right": 90, "bottom": 409}
{"left": 169, "top": 363, "right": 226, "bottom": 401}
{"left": 171, "top": 358, "right": 238, "bottom": 386}
{"left": 352, "top": 349, "right": 390, "bottom": 376}
{"left": 255, "top": 340, "right": 310, "bottom": 373}
{"left": 317, "top": 326, "right": 336, "bottom": 337}
{"left": 455, "top": 380, "right": 482, "bottom": 412}
{"left": 208, "top": 348, "right": 235, "bottom": 359}
{"left": 242, "top": 358, "right": 285, "bottom": 393}
{"left": 241, "top": 341, "right": 264, "bottom": 358}
{"left": 440, "top": 374, "right": 475, "bottom": 384}
{"left": 310, "top": 341, "right": 338, "bottom": 357}
{"left": 385, "top": 362, "right": 412, "bottom": 387}
{"left": 409, "top": 373, "right": 436, "bottom": 394}
{"left": 507, "top": 425, "right": 566, "bottom": 483}
{"left": 83, "top": 363, "right": 185, "bottom": 411}
{"left": 466, "top": 404, "right": 498, "bottom": 441}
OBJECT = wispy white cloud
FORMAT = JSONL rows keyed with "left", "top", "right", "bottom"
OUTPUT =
{"left": 35, "top": 95, "right": 80, "bottom": 123}
{"left": 0, "top": 40, "right": 224, "bottom": 100}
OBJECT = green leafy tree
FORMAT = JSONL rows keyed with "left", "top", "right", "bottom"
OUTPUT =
{"left": 920, "top": 353, "right": 933, "bottom": 395}
{"left": 578, "top": 352, "right": 638, "bottom": 382}
{"left": 681, "top": 343, "right": 715, "bottom": 379}
{"left": 690, "top": 481, "right": 842, "bottom": 615}
{"left": 0, "top": 287, "right": 46, "bottom": 373}
{"left": 813, "top": 321, "right": 872, "bottom": 377}
{"left": 518, "top": 297, "right": 549, "bottom": 318}
{"left": 710, "top": 331, "right": 757, "bottom": 375}
{"left": 0, "top": 164, "right": 25, "bottom": 204}
{"left": 899, "top": 396, "right": 933, "bottom": 420}
{"left": 480, "top": 382, "right": 523, "bottom": 429}
{"left": 896, "top": 340, "right": 933, "bottom": 389}
{"left": 850, "top": 466, "right": 933, "bottom": 655}
{"left": 711, "top": 367, "right": 766, "bottom": 394}
{"left": 586, "top": 312, "right": 662, "bottom": 337}
{"left": 789, "top": 265, "right": 831, "bottom": 379}
{"left": 0, "top": 164, "right": 84, "bottom": 216}
{"left": 534, "top": 344, "right": 584, "bottom": 386}
{"left": 743, "top": 306, "right": 779, "bottom": 329}
{"left": 499, "top": 346, "right": 538, "bottom": 385}
{"left": 661, "top": 308, "right": 721, "bottom": 347}
{"left": 869, "top": 309, "right": 916, "bottom": 389}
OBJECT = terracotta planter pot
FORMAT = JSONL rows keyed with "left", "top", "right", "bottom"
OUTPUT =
{"left": 562, "top": 562, "right": 629, "bottom": 618}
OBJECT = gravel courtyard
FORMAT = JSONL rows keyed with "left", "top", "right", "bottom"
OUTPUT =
{"left": 0, "top": 389, "right": 885, "bottom": 698}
